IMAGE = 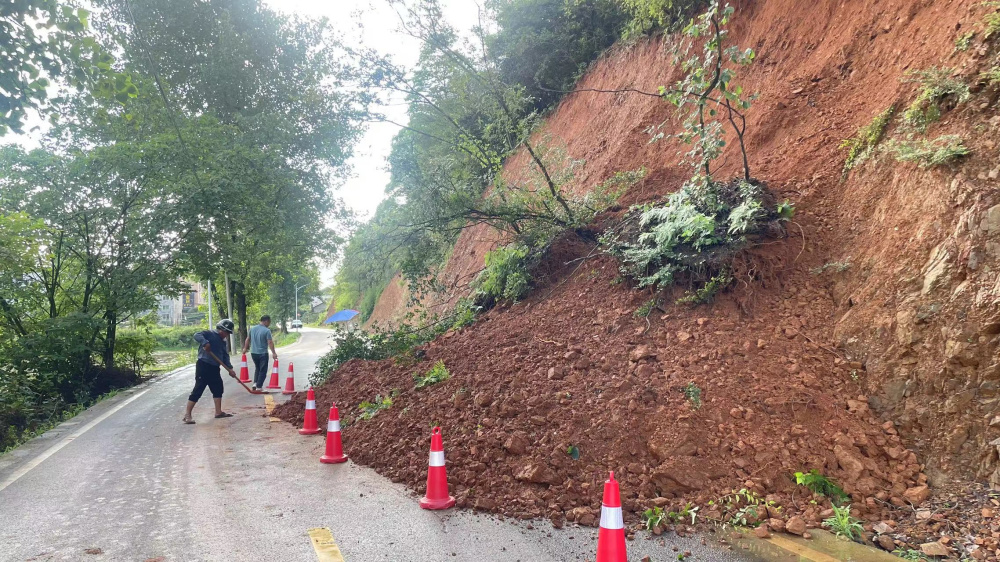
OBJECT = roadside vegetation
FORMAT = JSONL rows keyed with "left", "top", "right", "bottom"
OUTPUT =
{"left": 1, "top": 0, "right": 361, "bottom": 452}
{"left": 838, "top": 41, "right": 993, "bottom": 177}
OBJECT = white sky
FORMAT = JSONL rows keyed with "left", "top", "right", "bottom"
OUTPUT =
{"left": 265, "top": 0, "right": 482, "bottom": 286}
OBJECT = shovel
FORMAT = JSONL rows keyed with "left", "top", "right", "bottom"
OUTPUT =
{"left": 204, "top": 347, "right": 264, "bottom": 395}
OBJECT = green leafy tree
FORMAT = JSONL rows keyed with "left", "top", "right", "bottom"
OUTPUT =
{"left": 486, "top": 0, "right": 627, "bottom": 110}
{"left": 96, "top": 0, "right": 367, "bottom": 344}
{"left": 1, "top": 0, "right": 139, "bottom": 135}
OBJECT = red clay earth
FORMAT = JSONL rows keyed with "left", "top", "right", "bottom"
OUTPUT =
{"left": 282, "top": 0, "right": 1000, "bottom": 558}
{"left": 276, "top": 234, "right": 919, "bottom": 536}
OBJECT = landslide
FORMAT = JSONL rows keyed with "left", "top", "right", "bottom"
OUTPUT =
{"left": 278, "top": 236, "right": 911, "bottom": 526}
{"left": 279, "top": 0, "right": 1000, "bottom": 552}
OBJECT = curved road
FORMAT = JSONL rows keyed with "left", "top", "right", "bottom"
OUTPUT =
{"left": 0, "top": 328, "right": 755, "bottom": 562}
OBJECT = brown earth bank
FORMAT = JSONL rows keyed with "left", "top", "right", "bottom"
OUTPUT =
{"left": 283, "top": 0, "right": 1000, "bottom": 558}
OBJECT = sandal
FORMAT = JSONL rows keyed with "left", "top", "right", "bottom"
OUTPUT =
{"left": 214, "top": 412, "right": 234, "bottom": 418}
{"left": 182, "top": 417, "right": 195, "bottom": 424}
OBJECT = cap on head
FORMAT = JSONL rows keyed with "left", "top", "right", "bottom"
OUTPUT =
{"left": 216, "top": 319, "right": 235, "bottom": 334}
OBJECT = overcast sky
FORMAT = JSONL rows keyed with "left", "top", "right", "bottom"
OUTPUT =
{"left": 264, "top": 0, "right": 482, "bottom": 286}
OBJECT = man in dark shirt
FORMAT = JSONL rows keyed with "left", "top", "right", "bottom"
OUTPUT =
{"left": 182, "top": 319, "right": 237, "bottom": 424}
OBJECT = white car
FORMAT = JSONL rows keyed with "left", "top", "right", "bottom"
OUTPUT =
{"left": 291, "top": 319, "right": 303, "bottom": 329}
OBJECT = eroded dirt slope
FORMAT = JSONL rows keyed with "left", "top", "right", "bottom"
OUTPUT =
{"left": 284, "top": 0, "right": 1000, "bottom": 556}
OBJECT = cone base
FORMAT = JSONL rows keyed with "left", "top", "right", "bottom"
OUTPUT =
{"left": 299, "top": 428, "right": 322, "bottom": 435}
{"left": 320, "top": 454, "right": 348, "bottom": 464}
{"left": 282, "top": 390, "right": 295, "bottom": 395}
{"left": 239, "top": 377, "right": 250, "bottom": 383}
{"left": 266, "top": 383, "right": 280, "bottom": 389}
{"left": 596, "top": 528, "right": 627, "bottom": 562}
{"left": 419, "top": 495, "right": 456, "bottom": 510}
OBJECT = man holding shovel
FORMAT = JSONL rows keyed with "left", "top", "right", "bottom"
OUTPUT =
{"left": 182, "top": 319, "right": 237, "bottom": 424}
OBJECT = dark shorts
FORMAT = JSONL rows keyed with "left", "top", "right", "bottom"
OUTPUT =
{"left": 189, "top": 360, "right": 224, "bottom": 402}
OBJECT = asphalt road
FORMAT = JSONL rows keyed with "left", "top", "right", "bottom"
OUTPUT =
{"left": 0, "top": 328, "right": 758, "bottom": 562}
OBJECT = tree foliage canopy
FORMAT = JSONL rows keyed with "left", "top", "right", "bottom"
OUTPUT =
{"left": 0, "top": 0, "right": 366, "bottom": 451}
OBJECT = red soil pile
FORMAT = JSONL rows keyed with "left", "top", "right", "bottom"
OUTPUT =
{"left": 276, "top": 233, "right": 918, "bottom": 528}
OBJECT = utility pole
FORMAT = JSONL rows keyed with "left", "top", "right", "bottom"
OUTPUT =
{"left": 224, "top": 272, "right": 235, "bottom": 353}
{"left": 294, "top": 283, "right": 308, "bottom": 328}
{"left": 207, "top": 280, "right": 213, "bottom": 328}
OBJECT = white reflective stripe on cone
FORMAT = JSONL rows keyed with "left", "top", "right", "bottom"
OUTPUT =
{"left": 600, "top": 505, "right": 624, "bottom": 530}
{"left": 327, "top": 420, "right": 341, "bottom": 432}
{"left": 428, "top": 450, "right": 445, "bottom": 467}
{"left": 306, "top": 400, "right": 316, "bottom": 409}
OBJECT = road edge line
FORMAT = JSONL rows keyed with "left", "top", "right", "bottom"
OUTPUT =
{"left": 0, "top": 387, "right": 152, "bottom": 493}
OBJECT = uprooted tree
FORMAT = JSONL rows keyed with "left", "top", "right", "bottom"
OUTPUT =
{"left": 603, "top": 1, "right": 793, "bottom": 305}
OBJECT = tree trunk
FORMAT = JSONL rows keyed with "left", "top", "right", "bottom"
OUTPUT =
{"left": 0, "top": 298, "right": 27, "bottom": 336}
{"left": 103, "top": 311, "right": 117, "bottom": 368}
{"left": 234, "top": 281, "right": 248, "bottom": 350}
{"left": 210, "top": 280, "right": 227, "bottom": 324}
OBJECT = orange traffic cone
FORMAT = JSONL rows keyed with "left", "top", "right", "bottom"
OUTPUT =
{"left": 238, "top": 353, "right": 251, "bottom": 383}
{"left": 419, "top": 426, "right": 455, "bottom": 510}
{"left": 266, "top": 359, "right": 281, "bottom": 389}
{"left": 299, "top": 387, "right": 321, "bottom": 435}
{"left": 282, "top": 362, "right": 295, "bottom": 395}
{"left": 320, "top": 404, "right": 348, "bottom": 464}
{"left": 595, "top": 471, "right": 626, "bottom": 562}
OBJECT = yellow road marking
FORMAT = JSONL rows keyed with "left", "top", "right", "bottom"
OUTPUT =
{"left": 264, "top": 394, "right": 281, "bottom": 422}
{"left": 766, "top": 535, "right": 842, "bottom": 562}
{"left": 308, "top": 527, "right": 345, "bottom": 562}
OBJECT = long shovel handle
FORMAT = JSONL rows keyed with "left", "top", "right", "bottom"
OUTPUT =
{"left": 204, "top": 347, "right": 263, "bottom": 395}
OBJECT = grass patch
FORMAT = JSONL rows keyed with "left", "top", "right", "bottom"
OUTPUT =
{"left": 839, "top": 105, "right": 895, "bottom": 174}
{"left": 273, "top": 330, "right": 301, "bottom": 347}
{"left": 955, "top": 31, "right": 975, "bottom": 51}
{"left": 675, "top": 271, "right": 732, "bottom": 305}
{"left": 889, "top": 135, "right": 971, "bottom": 168}
{"left": 414, "top": 360, "right": 450, "bottom": 389}
{"left": 794, "top": 469, "right": 849, "bottom": 503}
{"left": 683, "top": 382, "right": 702, "bottom": 409}
{"left": 981, "top": 65, "right": 1000, "bottom": 86}
{"left": 985, "top": 2, "right": 1000, "bottom": 40}
{"left": 823, "top": 504, "right": 863, "bottom": 542}
{"left": 148, "top": 348, "right": 197, "bottom": 374}
{"left": 893, "top": 549, "right": 931, "bottom": 561}
{"left": 358, "top": 395, "right": 393, "bottom": 420}
{"left": 902, "top": 68, "right": 970, "bottom": 131}
{"left": 634, "top": 298, "right": 659, "bottom": 318}
{"left": 1, "top": 389, "right": 123, "bottom": 455}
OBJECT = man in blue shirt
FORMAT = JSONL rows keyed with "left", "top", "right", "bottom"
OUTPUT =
{"left": 242, "top": 315, "right": 277, "bottom": 391}
{"left": 182, "top": 319, "right": 237, "bottom": 424}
